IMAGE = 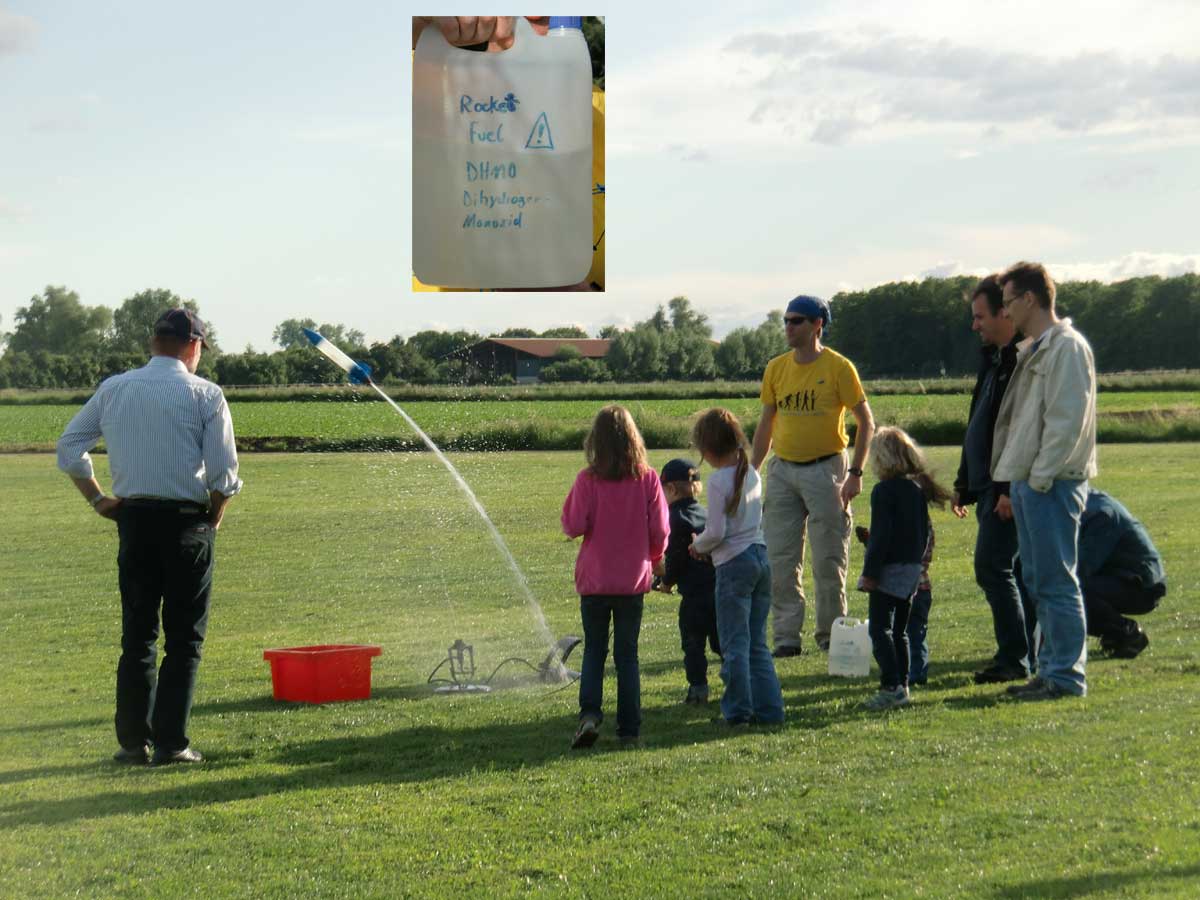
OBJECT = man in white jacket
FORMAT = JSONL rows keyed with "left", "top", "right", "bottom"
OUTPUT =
{"left": 991, "top": 262, "right": 1097, "bottom": 701}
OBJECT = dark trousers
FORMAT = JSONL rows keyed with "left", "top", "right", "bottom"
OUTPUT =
{"left": 578, "top": 594, "right": 643, "bottom": 738}
{"left": 868, "top": 590, "right": 912, "bottom": 690}
{"left": 115, "top": 506, "right": 214, "bottom": 752}
{"left": 1081, "top": 574, "right": 1165, "bottom": 639}
{"left": 906, "top": 588, "right": 932, "bottom": 683}
{"left": 679, "top": 592, "right": 720, "bottom": 686}
{"left": 975, "top": 487, "right": 1031, "bottom": 672}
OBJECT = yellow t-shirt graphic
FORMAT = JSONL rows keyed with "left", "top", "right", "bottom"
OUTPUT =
{"left": 759, "top": 348, "right": 866, "bottom": 463}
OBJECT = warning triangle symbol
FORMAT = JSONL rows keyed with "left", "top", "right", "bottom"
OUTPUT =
{"left": 525, "top": 112, "right": 555, "bottom": 150}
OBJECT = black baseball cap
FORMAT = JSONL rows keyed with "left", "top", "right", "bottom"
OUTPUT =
{"left": 154, "top": 308, "right": 209, "bottom": 348}
{"left": 661, "top": 458, "right": 701, "bottom": 484}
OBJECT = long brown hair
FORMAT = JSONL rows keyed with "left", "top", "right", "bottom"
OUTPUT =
{"left": 585, "top": 405, "right": 649, "bottom": 480}
{"left": 869, "top": 426, "right": 952, "bottom": 508}
{"left": 691, "top": 408, "right": 750, "bottom": 517}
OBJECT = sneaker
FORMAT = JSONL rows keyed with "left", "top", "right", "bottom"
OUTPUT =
{"left": 772, "top": 645, "right": 802, "bottom": 659}
{"left": 1006, "top": 678, "right": 1077, "bottom": 702}
{"left": 112, "top": 743, "right": 150, "bottom": 765}
{"left": 570, "top": 717, "right": 599, "bottom": 749}
{"left": 974, "top": 663, "right": 1029, "bottom": 685}
{"left": 618, "top": 735, "right": 642, "bottom": 749}
{"left": 862, "top": 687, "right": 909, "bottom": 711}
{"left": 684, "top": 685, "right": 710, "bottom": 705}
{"left": 1103, "top": 625, "right": 1149, "bottom": 659}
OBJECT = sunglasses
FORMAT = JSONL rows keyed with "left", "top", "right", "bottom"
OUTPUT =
{"left": 784, "top": 315, "right": 817, "bottom": 326}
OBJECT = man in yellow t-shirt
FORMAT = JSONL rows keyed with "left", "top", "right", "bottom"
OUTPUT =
{"left": 750, "top": 295, "right": 876, "bottom": 654}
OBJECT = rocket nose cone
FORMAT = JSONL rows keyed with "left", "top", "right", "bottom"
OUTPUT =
{"left": 301, "top": 327, "right": 323, "bottom": 345}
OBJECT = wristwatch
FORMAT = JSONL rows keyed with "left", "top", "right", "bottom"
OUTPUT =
{"left": 847, "top": 467, "right": 864, "bottom": 477}
{"left": 89, "top": 493, "right": 106, "bottom": 507}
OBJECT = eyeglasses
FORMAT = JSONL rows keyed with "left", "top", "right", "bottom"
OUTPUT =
{"left": 1002, "top": 290, "right": 1027, "bottom": 309}
{"left": 784, "top": 316, "right": 816, "bottom": 326}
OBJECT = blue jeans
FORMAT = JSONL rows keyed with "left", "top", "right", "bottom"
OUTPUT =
{"left": 578, "top": 594, "right": 643, "bottom": 737}
{"left": 714, "top": 544, "right": 784, "bottom": 724}
{"left": 1011, "top": 479, "right": 1089, "bottom": 696}
{"left": 906, "top": 588, "right": 932, "bottom": 683}
{"left": 975, "top": 486, "right": 1030, "bottom": 673}
{"left": 868, "top": 591, "right": 912, "bottom": 690}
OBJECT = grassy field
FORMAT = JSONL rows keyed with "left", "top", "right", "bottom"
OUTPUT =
{"left": 1, "top": 445, "right": 1198, "bottom": 897}
{"left": 2, "top": 391, "right": 1198, "bottom": 451}
{"left": 4, "top": 370, "right": 1197, "bottom": 406}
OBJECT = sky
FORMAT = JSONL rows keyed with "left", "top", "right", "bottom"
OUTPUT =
{"left": 2, "top": 0, "right": 1198, "bottom": 352}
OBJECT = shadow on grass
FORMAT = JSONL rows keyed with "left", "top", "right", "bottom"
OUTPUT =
{"left": 0, "top": 666, "right": 923, "bottom": 829}
{"left": 0, "top": 704, "right": 784, "bottom": 827}
{"left": 990, "top": 862, "right": 1200, "bottom": 898}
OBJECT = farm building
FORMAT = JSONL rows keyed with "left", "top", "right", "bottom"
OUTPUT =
{"left": 461, "top": 337, "right": 611, "bottom": 383}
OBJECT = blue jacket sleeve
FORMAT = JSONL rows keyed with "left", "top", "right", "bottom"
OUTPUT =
{"left": 861, "top": 483, "right": 893, "bottom": 581}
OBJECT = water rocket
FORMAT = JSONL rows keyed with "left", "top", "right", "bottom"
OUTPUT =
{"left": 302, "top": 327, "right": 373, "bottom": 385}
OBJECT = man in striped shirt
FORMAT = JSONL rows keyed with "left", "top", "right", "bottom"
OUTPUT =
{"left": 57, "top": 308, "right": 242, "bottom": 766}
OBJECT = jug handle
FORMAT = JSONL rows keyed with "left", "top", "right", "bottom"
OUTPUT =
{"left": 417, "top": 15, "right": 537, "bottom": 56}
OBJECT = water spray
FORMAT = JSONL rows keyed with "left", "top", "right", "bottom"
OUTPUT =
{"left": 302, "top": 327, "right": 576, "bottom": 687}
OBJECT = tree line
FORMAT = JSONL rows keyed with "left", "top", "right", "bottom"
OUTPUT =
{"left": 1, "top": 274, "right": 1197, "bottom": 389}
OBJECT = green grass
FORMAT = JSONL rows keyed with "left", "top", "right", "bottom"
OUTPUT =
{"left": 3, "top": 369, "right": 1198, "bottom": 406}
{"left": 1, "top": 446, "right": 1198, "bottom": 897}
{"left": 3, "top": 392, "right": 1199, "bottom": 451}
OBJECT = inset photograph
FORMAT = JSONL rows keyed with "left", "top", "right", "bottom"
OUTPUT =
{"left": 411, "top": 15, "right": 604, "bottom": 292}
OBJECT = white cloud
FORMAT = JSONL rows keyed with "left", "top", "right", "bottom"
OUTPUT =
{"left": 0, "top": 197, "right": 31, "bottom": 221}
{"left": 0, "top": 9, "right": 35, "bottom": 54}
{"left": 724, "top": 29, "right": 1200, "bottom": 144}
{"left": 1050, "top": 251, "right": 1200, "bottom": 282}
{"left": 612, "top": 3, "right": 1200, "bottom": 160}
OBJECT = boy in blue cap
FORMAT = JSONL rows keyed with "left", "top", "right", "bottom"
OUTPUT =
{"left": 654, "top": 458, "right": 721, "bottom": 703}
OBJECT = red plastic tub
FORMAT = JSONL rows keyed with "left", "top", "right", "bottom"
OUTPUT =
{"left": 263, "top": 644, "right": 383, "bottom": 703}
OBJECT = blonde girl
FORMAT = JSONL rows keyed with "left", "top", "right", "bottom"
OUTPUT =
{"left": 858, "top": 426, "right": 951, "bottom": 710}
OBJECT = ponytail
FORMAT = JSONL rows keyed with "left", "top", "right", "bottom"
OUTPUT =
{"left": 726, "top": 448, "right": 749, "bottom": 517}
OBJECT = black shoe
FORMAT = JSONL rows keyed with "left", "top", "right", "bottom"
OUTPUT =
{"left": 684, "top": 685, "right": 710, "bottom": 705}
{"left": 1004, "top": 677, "right": 1076, "bottom": 702}
{"left": 618, "top": 735, "right": 642, "bottom": 749}
{"left": 772, "top": 645, "right": 802, "bottom": 659}
{"left": 151, "top": 747, "right": 203, "bottom": 766}
{"left": 113, "top": 743, "right": 150, "bottom": 765}
{"left": 974, "top": 663, "right": 1028, "bottom": 685}
{"left": 1104, "top": 625, "right": 1149, "bottom": 659}
{"left": 815, "top": 639, "right": 830, "bottom": 652}
{"left": 571, "top": 717, "right": 599, "bottom": 749}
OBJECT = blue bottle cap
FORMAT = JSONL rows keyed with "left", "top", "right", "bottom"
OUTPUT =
{"left": 549, "top": 16, "right": 582, "bottom": 30}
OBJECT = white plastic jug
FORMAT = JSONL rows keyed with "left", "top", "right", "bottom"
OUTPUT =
{"left": 828, "top": 616, "right": 872, "bottom": 678}
{"left": 413, "top": 16, "right": 594, "bottom": 289}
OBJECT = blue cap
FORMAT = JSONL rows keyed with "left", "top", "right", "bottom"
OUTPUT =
{"left": 661, "top": 458, "right": 700, "bottom": 484}
{"left": 549, "top": 16, "right": 583, "bottom": 29}
{"left": 786, "top": 295, "right": 831, "bottom": 326}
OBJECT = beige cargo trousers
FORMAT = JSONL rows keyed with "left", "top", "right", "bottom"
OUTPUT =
{"left": 763, "top": 452, "right": 852, "bottom": 651}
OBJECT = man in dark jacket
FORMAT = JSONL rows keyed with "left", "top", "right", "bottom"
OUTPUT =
{"left": 654, "top": 458, "right": 720, "bottom": 704}
{"left": 1023, "top": 489, "right": 1165, "bottom": 658}
{"left": 951, "top": 275, "right": 1031, "bottom": 684}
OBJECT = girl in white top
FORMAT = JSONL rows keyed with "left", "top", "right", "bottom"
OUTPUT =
{"left": 690, "top": 409, "right": 784, "bottom": 726}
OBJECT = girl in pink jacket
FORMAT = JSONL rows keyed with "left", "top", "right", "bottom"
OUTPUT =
{"left": 562, "top": 405, "right": 669, "bottom": 749}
